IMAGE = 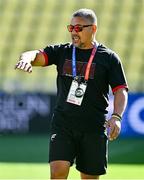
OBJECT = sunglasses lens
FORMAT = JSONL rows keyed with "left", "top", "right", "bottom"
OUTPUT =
{"left": 74, "top": 26, "right": 81, "bottom": 32}
{"left": 67, "top": 25, "right": 73, "bottom": 32}
{"left": 67, "top": 25, "right": 83, "bottom": 32}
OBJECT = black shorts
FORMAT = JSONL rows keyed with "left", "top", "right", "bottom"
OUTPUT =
{"left": 49, "top": 125, "right": 108, "bottom": 175}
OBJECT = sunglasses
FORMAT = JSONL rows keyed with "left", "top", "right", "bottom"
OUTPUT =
{"left": 67, "top": 24, "right": 93, "bottom": 32}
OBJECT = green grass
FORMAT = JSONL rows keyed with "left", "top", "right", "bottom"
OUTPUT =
{"left": 0, "top": 134, "right": 144, "bottom": 179}
{"left": 0, "top": 163, "right": 144, "bottom": 179}
{"left": 0, "top": 163, "right": 48, "bottom": 179}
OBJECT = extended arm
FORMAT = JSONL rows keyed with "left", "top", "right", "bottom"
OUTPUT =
{"left": 106, "top": 88, "right": 128, "bottom": 140}
{"left": 15, "top": 50, "right": 46, "bottom": 73}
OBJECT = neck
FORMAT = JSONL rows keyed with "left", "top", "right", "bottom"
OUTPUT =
{"left": 78, "top": 39, "right": 96, "bottom": 49}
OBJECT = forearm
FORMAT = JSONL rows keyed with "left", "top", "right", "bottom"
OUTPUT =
{"left": 106, "top": 88, "right": 128, "bottom": 140}
{"left": 113, "top": 88, "right": 128, "bottom": 116}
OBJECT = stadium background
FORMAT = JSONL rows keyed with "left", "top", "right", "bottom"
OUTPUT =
{"left": 0, "top": 0, "right": 144, "bottom": 179}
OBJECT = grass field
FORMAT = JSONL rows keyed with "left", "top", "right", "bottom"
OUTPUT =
{"left": 0, "top": 163, "right": 144, "bottom": 179}
{"left": 0, "top": 134, "right": 144, "bottom": 179}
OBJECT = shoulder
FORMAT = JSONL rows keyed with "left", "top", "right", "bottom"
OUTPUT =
{"left": 53, "top": 42, "right": 72, "bottom": 51}
{"left": 59, "top": 42, "right": 72, "bottom": 48}
{"left": 44, "top": 42, "right": 72, "bottom": 52}
{"left": 98, "top": 43, "right": 113, "bottom": 56}
{"left": 97, "top": 43, "right": 121, "bottom": 63}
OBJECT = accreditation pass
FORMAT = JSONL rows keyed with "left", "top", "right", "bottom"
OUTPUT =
{"left": 66, "top": 80, "right": 87, "bottom": 106}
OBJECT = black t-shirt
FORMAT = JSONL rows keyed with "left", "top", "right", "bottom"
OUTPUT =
{"left": 43, "top": 43, "right": 128, "bottom": 132}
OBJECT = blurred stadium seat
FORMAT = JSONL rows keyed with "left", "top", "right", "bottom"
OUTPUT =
{"left": 0, "top": 0, "right": 144, "bottom": 93}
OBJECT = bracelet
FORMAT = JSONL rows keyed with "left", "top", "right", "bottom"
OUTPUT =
{"left": 111, "top": 113, "right": 122, "bottom": 121}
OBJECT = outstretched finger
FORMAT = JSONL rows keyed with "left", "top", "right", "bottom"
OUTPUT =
{"left": 15, "top": 62, "right": 20, "bottom": 69}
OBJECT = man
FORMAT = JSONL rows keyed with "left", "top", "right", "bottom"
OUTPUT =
{"left": 15, "top": 9, "right": 128, "bottom": 179}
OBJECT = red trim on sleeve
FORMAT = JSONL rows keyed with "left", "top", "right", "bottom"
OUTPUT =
{"left": 39, "top": 50, "right": 48, "bottom": 66}
{"left": 112, "top": 85, "right": 128, "bottom": 93}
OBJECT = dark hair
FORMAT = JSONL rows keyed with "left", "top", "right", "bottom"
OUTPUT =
{"left": 72, "top": 8, "right": 97, "bottom": 25}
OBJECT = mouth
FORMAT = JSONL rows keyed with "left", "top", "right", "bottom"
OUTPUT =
{"left": 72, "top": 35, "right": 80, "bottom": 44}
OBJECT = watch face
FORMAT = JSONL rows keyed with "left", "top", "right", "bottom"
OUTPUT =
{"left": 75, "top": 87, "right": 84, "bottom": 98}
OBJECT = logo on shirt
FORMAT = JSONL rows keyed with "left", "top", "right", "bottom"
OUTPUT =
{"left": 51, "top": 133, "right": 57, "bottom": 141}
{"left": 63, "top": 59, "right": 96, "bottom": 79}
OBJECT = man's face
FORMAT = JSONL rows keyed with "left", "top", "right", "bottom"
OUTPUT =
{"left": 68, "top": 17, "right": 96, "bottom": 49}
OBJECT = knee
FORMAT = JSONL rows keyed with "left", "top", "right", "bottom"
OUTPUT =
{"left": 50, "top": 161, "right": 70, "bottom": 179}
{"left": 51, "top": 167, "right": 67, "bottom": 179}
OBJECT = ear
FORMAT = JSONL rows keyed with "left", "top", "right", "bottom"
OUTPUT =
{"left": 92, "top": 25, "right": 97, "bottom": 33}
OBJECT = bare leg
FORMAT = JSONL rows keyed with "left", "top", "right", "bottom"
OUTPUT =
{"left": 81, "top": 172, "right": 99, "bottom": 179}
{"left": 50, "top": 160, "right": 70, "bottom": 179}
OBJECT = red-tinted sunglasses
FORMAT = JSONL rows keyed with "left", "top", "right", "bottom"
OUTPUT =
{"left": 67, "top": 24, "right": 93, "bottom": 32}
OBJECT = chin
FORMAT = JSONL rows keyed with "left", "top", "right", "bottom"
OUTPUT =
{"left": 74, "top": 42, "right": 84, "bottom": 49}
{"left": 73, "top": 42, "right": 79, "bottom": 47}
{"left": 72, "top": 40, "right": 80, "bottom": 46}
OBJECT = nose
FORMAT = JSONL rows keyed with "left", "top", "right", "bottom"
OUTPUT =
{"left": 71, "top": 29, "right": 78, "bottom": 34}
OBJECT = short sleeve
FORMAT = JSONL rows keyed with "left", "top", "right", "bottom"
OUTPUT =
{"left": 108, "top": 52, "right": 128, "bottom": 93}
{"left": 40, "top": 44, "right": 61, "bottom": 66}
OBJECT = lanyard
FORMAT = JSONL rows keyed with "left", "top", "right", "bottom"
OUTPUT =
{"left": 72, "top": 42, "right": 98, "bottom": 81}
